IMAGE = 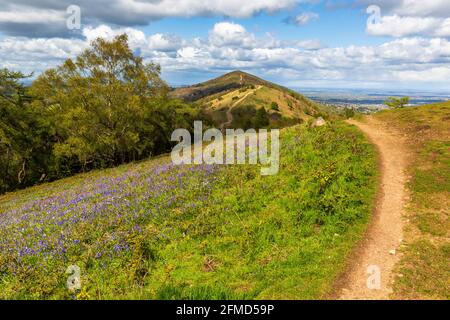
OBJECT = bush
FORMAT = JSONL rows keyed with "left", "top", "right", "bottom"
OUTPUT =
{"left": 254, "top": 107, "right": 269, "bottom": 129}
{"left": 385, "top": 96, "right": 410, "bottom": 109}
{"left": 344, "top": 108, "right": 355, "bottom": 119}
{"left": 287, "top": 100, "right": 293, "bottom": 109}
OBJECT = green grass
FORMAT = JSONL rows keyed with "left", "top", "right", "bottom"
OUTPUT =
{"left": 0, "top": 122, "right": 378, "bottom": 299}
{"left": 374, "top": 102, "right": 450, "bottom": 300}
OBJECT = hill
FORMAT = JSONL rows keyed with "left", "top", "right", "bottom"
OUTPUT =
{"left": 0, "top": 121, "right": 377, "bottom": 299}
{"left": 171, "top": 71, "right": 330, "bottom": 130}
{"left": 172, "top": 71, "right": 265, "bottom": 102}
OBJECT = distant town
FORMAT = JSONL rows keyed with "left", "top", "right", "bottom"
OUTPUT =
{"left": 298, "top": 88, "right": 450, "bottom": 113}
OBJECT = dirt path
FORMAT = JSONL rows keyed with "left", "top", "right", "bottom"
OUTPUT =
{"left": 220, "top": 85, "right": 262, "bottom": 132}
{"left": 337, "top": 116, "right": 409, "bottom": 300}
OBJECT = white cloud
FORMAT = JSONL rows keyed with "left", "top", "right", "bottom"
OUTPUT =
{"left": 435, "top": 18, "right": 450, "bottom": 37}
{"left": 117, "top": 0, "right": 299, "bottom": 19}
{"left": 358, "top": 0, "right": 450, "bottom": 18}
{"left": 177, "top": 47, "right": 207, "bottom": 59}
{"left": 208, "top": 22, "right": 256, "bottom": 48}
{"left": 394, "top": 66, "right": 450, "bottom": 82}
{"left": 0, "top": 5, "right": 65, "bottom": 24}
{"left": 82, "top": 25, "right": 184, "bottom": 53}
{"left": 390, "top": 0, "right": 450, "bottom": 18}
{"left": 367, "top": 15, "right": 450, "bottom": 38}
{"left": 367, "top": 15, "right": 439, "bottom": 37}
{"left": 294, "top": 39, "right": 325, "bottom": 50}
{"left": 362, "top": 0, "right": 450, "bottom": 38}
{"left": 1, "top": 22, "right": 449, "bottom": 89}
{"left": 0, "top": 0, "right": 302, "bottom": 37}
{"left": 293, "top": 12, "right": 319, "bottom": 26}
{"left": 147, "top": 34, "right": 184, "bottom": 52}
{"left": 83, "top": 25, "right": 146, "bottom": 44}
{"left": 0, "top": 37, "right": 86, "bottom": 75}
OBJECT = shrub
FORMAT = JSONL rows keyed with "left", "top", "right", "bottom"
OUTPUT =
{"left": 385, "top": 96, "right": 410, "bottom": 109}
{"left": 344, "top": 108, "right": 355, "bottom": 119}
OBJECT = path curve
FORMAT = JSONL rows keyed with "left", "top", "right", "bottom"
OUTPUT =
{"left": 337, "top": 116, "right": 409, "bottom": 300}
{"left": 220, "top": 85, "right": 262, "bottom": 132}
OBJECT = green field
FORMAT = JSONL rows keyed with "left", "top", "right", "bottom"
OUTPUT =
{"left": 0, "top": 122, "right": 378, "bottom": 299}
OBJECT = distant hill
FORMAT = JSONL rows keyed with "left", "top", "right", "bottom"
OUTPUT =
{"left": 171, "top": 71, "right": 332, "bottom": 130}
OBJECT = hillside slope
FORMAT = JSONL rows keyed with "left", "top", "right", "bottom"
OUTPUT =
{"left": 171, "top": 71, "right": 330, "bottom": 130}
{"left": 0, "top": 122, "right": 377, "bottom": 299}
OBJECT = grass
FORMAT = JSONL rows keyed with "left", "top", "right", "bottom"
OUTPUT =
{"left": 0, "top": 122, "right": 378, "bottom": 299}
{"left": 374, "top": 102, "right": 450, "bottom": 300}
{"left": 201, "top": 85, "right": 323, "bottom": 130}
{"left": 187, "top": 71, "right": 334, "bottom": 129}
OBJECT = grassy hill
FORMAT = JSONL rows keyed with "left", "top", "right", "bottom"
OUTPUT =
{"left": 0, "top": 121, "right": 377, "bottom": 299}
{"left": 171, "top": 71, "right": 332, "bottom": 130}
{"left": 372, "top": 101, "right": 450, "bottom": 299}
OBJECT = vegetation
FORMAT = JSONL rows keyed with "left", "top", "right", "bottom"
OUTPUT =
{"left": 254, "top": 107, "right": 270, "bottom": 129}
{"left": 271, "top": 102, "right": 280, "bottom": 111}
{"left": 384, "top": 96, "right": 410, "bottom": 109}
{"left": 374, "top": 102, "right": 450, "bottom": 299}
{"left": 0, "top": 122, "right": 378, "bottom": 299}
{"left": 0, "top": 69, "right": 53, "bottom": 193}
{"left": 0, "top": 35, "right": 199, "bottom": 194}
{"left": 343, "top": 108, "right": 355, "bottom": 119}
{"left": 173, "top": 70, "right": 328, "bottom": 130}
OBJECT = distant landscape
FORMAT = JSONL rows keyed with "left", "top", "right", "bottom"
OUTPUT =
{"left": 298, "top": 88, "right": 450, "bottom": 113}
{"left": 171, "top": 83, "right": 450, "bottom": 114}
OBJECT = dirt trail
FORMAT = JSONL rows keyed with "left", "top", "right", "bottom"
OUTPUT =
{"left": 337, "top": 116, "right": 409, "bottom": 300}
{"left": 220, "top": 85, "right": 262, "bottom": 132}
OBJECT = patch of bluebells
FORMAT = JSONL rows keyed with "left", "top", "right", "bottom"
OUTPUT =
{"left": 0, "top": 161, "right": 220, "bottom": 274}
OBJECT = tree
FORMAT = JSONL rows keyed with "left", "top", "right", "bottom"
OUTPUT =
{"left": 0, "top": 36, "right": 201, "bottom": 194}
{"left": 385, "top": 96, "right": 410, "bottom": 109}
{"left": 254, "top": 107, "right": 269, "bottom": 129}
{"left": 271, "top": 101, "right": 279, "bottom": 111}
{"left": 30, "top": 34, "right": 182, "bottom": 171}
{"left": 0, "top": 69, "right": 53, "bottom": 192}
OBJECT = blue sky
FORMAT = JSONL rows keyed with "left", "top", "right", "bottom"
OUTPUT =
{"left": 143, "top": 3, "right": 387, "bottom": 47}
{"left": 0, "top": 0, "right": 449, "bottom": 92}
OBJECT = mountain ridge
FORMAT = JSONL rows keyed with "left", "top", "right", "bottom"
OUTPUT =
{"left": 171, "top": 70, "right": 330, "bottom": 130}
{"left": 172, "top": 70, "right": 300, "bottom": 102}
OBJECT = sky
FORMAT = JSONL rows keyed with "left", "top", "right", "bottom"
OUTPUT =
{"left": 0, "top": 0, "right": 449, "bottom": 92}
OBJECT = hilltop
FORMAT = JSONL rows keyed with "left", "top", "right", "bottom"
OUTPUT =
{"left": 172, "top": 71, "right": 267, "bottom": 101}
{"left": 171, "top": 71, "right": 331, "bottom": 130}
